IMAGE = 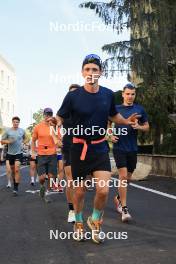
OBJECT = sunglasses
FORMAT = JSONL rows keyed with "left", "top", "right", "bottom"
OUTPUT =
{"left": 44, "top": 112, "right": 53, "bottom": 116}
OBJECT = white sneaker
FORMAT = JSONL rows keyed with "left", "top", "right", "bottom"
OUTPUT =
{"left": 114, "top": 196, "right": 122, "bottom": 214}
{"left": 68, "top": 210, "right": 76, "bottom": 223}
{"left": 13, "top": 190, "right": 18, "bottom": 196}
{"left": 44, "top": 191, "right": 52, "bottom": 203}
{"left": 122, "top": 207, "right": 132, "bottom": 222}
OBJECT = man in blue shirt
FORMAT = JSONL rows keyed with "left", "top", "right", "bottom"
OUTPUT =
{"left": 57, "top": 55, "right": 139, "bottom": 243}
{"left": 112, "top": 83, "right": 149, "bottom": 222}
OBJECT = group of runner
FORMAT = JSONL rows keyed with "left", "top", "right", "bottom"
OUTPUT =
{"left": 0, "top": 54, "right": 149, "bottom": 244}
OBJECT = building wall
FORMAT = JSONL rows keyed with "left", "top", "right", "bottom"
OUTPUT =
{"left": 0, "top": 54, "right": 16, "bottom": 128}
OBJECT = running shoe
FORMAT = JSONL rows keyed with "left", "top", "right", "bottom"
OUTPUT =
{"left": 51, "top": 184, "right": 57, "bottom": 192}
{"left": 114, "top": 195, "right": 122, "bottom": 214}
{"left": 58, "top": 184, "right": 64, "bottom": 193}
{"left": 44, "top": 192, "right": 52, "bottom": 203}
{"left": 73, "top": 222, "right": 85, "bottom": 241}
{"left": 13, "top": 190, "right": 18, "bottom": 196}
{"left": 39, "top": 185, "right": 45, "bottom": 199}
{"left": 122, "top": 206, "right": 132, "bottom": 222}
{"left": 52, "top": 183, "right": 64, "bottom": 193}
{"left": 87, "top": 216, "right": 104, "bottom": 244}
{"left": 67, "top": 210, "right": 75, "bottom": 223}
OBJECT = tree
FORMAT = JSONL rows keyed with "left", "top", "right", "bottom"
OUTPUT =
{"left": 27, "top": 109, "right": 43, "bottom": 134}
{"left": 114, "top": 90, "right": 122, "bottom": 104}
{"left": 80, "top": 0, "right": 176, "bottom": 154}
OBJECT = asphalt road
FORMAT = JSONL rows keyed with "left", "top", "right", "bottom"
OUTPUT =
{"left": 0, "top": 166, "right": 176, "bottom": 264}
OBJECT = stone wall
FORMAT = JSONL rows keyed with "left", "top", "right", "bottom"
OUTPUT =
{"left": 138, "top": 154, "right": 176, "bottom": 178}
{"left": 111, "top": 154, "right": 176, "bottom": 180}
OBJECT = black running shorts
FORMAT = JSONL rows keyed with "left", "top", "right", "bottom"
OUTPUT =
{"left": 6, "top": 153, "right": 23, "bottom": 166}
{"left": 37, "top": 154, "right": 57, "bottom": 177}
{"left": 62, "top": 150, "right": 71, "bottom": 167}
{"left": 70, "top": 149, "right": 111, "bottom": 181}
{"left": 113, "top": 150, "right": 137, "bottom": 173}
{"left": 30, "top": 155, "right": 38, "bottom": 164}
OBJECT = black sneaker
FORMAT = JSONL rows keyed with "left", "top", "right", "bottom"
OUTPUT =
{"left": 13, "top": 190, "right": 18, "bottom": 196}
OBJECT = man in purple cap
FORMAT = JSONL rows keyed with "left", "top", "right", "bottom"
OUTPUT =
{"left": 57, "top": 54, "right": 140, "bottom": 243}
{"left": 31, "top": 108, "right": 59, "bottom": 202}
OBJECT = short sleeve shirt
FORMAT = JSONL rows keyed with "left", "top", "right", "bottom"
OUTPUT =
{"left": 57, "top": 86, "right": 118, "bottom": 153}
{"left": 2, "top": 128, "right": 25, "bottom": 155}
{"left": 113, "top": 104, "right": 148, "bottom": 152}
{"left": 32, "top": 122, "right": 56, "bottom": 155}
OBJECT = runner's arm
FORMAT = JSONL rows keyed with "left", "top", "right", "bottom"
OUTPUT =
{"left": 56, "top": 115, "right": 64, "bottom": 126}
{"left": 1, "top": 139, "right": 11, "bottom": 145}
{"left": 109, "top": 112, "right": 141, "bottom": 126}
{"left": 1, "top": 131, "right": 11, "bottom": 144}
{"left": 131, "top": 121, "right": 149, "bottom": 131}
{"left": 56, "top": 91, "right": 72, "bottom": 124}
{"left": 31, "top": 127, "right": 38, "bottom": 158}
{"left": 106, "top": 120, "right": 119, "bottom": 143}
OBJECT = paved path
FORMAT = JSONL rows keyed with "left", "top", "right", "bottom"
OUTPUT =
{"left": 0, "top": 167, "right": 176, "bottom": 264}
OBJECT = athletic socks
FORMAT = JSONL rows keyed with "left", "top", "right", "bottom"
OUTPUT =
{"left": 75, "top": 212, "right": 83, "bottom": 223}
{"left": 68, "top": 203, "right": 74, "bottom": 211}
{"left": 13, "top": 179, "right": 16, "bottom": 190}
{"left": 7, "top": 180, "right": 11, "bottom": 187}
{"left": 31, "top": 177, "right": 35, "bottom": 183}
{"left": 92, "top": 208, "right": 102, "bottom": 221}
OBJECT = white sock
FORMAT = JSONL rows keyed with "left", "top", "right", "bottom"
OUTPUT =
{"left": 8, "top": 180, "right": 11, "bottom": 186}
{"left": 31, "top": 177, "right": 35, "bottom": 183}
{"left": 36, "top": 175, "right": 39, "bottom": 182}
